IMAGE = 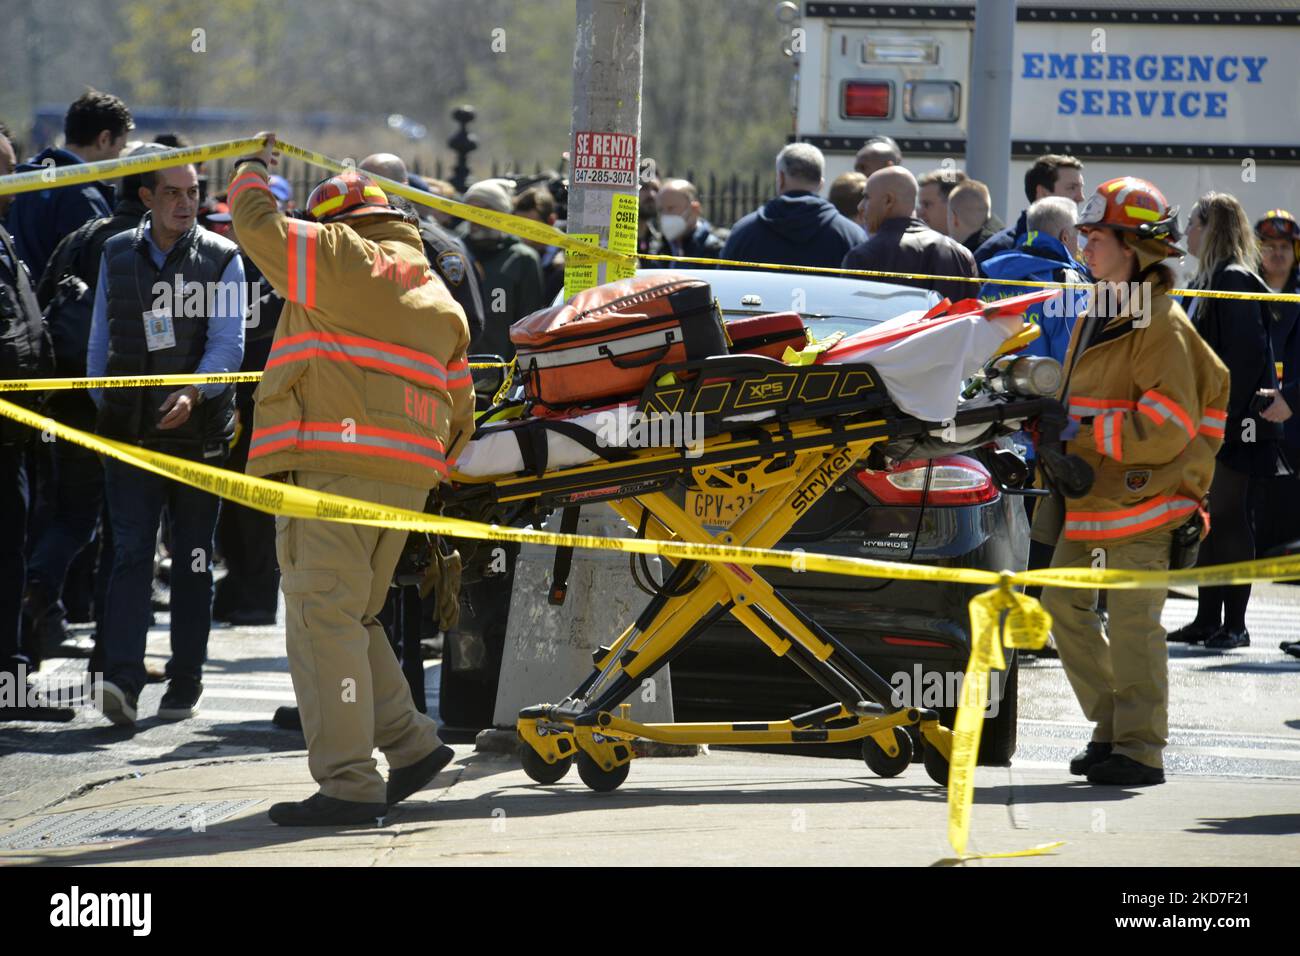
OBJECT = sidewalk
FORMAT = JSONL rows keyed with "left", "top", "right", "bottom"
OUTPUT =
{"left": 2, "top": 746, "right": 1298, "bottom": 866}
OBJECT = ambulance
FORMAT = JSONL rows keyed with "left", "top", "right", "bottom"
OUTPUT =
{"left": 790, "top": 0, "right": 1300, "bottom": 227}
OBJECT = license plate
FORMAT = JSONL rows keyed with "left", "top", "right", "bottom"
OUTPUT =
{"left": 686, "top": 490, "right": 758, "bottom": 528}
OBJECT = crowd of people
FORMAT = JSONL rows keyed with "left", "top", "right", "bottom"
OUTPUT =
{"left": 2, "top": 89, "right": 1298, "bottom": 795}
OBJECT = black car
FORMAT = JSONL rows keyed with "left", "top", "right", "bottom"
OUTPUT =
{"left": 442, "top": 270, "right": 1033, "bottom": 764}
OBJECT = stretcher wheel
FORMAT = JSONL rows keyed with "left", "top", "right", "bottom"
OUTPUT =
{"left": 577, "top": 751, "right": 631, "bottom": 793}
{"left": 923, "top": 741, "right": 950, "bottom": 787}
{"left": 518, "top": 740, "right": 573, "bottom": 785}
{"left": 862, "top": 727, "right": 913, "bottom": 778}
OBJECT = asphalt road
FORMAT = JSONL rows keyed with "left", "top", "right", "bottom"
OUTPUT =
{"left": 2, "top": 585, "right": 1298, "bottom": 806}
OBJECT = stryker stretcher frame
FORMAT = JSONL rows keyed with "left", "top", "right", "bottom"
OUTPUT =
{"left": 442, "top": 351, "right": 1054, "bottom": 791}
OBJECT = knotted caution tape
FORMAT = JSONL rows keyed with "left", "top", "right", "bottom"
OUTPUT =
{"left": 3, "top": 136, "right": 1298, "bottom": 302}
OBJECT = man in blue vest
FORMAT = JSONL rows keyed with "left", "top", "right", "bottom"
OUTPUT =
{"left": 86, "top": 160, "right": 245, "bottom": 727}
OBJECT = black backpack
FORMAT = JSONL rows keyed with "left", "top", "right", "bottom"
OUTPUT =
{"left": 0, "top": 227, "right": 53, "bottom": 441}
{"left": 41, "top": 216, "right": 107, "bottom": 377}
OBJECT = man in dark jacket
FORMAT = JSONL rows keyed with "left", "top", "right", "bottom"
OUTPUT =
{"left": 4, "top": 90, "right": 133, "bottom": 281}
{"left": 462, "top": 178, "right": 544, "bottom": 360}
{"left": 974, "top": 154, "right": 1085, "bottom": 269}
{"left": 947, "top": 180, "right": 1001, "bottom": 255}
{"left": 360, "top": 154, "right": 485, "bottom": 344}
{"left": 0, "top": 198, "right": 69, "bottom": 721}
{"left": 22, "top": 144, "right": 163, "bottom": 668}
{"left": 843, "top": 166, "right": 978, "bottom": 301}
{"left": 721, "top": 143, "right": 865, "bottom": 270}
{"left": 649, "top": 178, "right": 728, "bottom": 268}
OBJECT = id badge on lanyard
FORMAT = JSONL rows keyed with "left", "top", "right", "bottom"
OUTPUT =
{"left": 143, "top": 308, "right": 177, "bottom": 351}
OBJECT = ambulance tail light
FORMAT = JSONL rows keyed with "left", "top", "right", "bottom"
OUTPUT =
{"left": 904, "top": 81, "right": 960, "bottom": 123}
{"left": 842, "top": 81, "right": 893, "bottom": 119}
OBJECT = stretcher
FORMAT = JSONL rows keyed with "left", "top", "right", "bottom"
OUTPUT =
{"left": 440, "top": 289, "right": 1075, "bottom": 792}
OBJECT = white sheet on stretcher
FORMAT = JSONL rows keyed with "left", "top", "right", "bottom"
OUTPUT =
{"left": 821, "top": 310, "right": 1021, "bottom": 422}
{"left": 453, "top": 311, "right": 1021, "bottom": 478}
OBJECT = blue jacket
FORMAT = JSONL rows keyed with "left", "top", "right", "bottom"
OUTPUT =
{"left": 974, "top": 209, "right": 1028, "bottom": 269}
{"left": 2, "top": 147, "right": 115, "bottom": 284}
{"left": 980, "top": 230, "right": 1090, "bottom": 365}
{"left": 721, "top": 191, "right": 865, "bottom": 271}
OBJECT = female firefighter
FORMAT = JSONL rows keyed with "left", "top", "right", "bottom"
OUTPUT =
{"left": 1034, "top": 176, "right": 1230, "bottom": 786}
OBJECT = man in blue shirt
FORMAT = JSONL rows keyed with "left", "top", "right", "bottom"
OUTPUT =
{"left": 87, "top": 160, "right": 245, "bottom": 727}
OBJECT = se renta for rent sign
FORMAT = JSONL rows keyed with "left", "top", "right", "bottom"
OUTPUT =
{"left": 1011, "top": 24, "right": 1299, "bottom": 144}
{"left": 572, "top": 131, "right": 638, "bottom": 188}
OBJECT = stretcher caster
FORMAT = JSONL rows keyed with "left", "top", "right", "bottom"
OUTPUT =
{"left": 862, "top": 726, "right": 913, "bottom": 778}
{"left": 577, "top": 751, "right": 631, "bottom": 792}
{"left": 518, "top": 739, "right": 573, "bottom": 785}
{"left": 923, "top": 741, "right": 950, "bottom": 787}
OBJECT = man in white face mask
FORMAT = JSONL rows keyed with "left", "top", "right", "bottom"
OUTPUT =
{"left": 654, "top": 178, "right": 728, "bottom": 267}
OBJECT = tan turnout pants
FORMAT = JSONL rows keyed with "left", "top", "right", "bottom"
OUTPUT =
{"left": 1040, "top": 528, "right": 1173, "bottom": 770}
{"left": 275, "top": 470, "right": 442, "bottom": 803}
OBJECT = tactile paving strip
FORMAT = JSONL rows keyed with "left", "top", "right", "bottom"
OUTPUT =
{"left": 0, "top": 799, "right": 263, "bottom": 850}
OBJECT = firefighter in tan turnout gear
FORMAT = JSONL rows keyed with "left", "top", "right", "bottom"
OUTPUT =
{"left": 1035, "top": 176, "right": 1229, "bottom": 787}
{"left": 229, "top": 135, "right": 474, "bottom": 825}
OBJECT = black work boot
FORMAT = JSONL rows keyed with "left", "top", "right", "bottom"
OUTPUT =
{"left": 387, "top": 745, "right": 455, "bottom": 807}
{"left": 1068, "top": 741, "right": 1113, "bottom": 776}
{"left": 267, "top": 793, "right": 387, "bottom": 827}
{"left": 1086, "top": 753, "right": 1165, "bottom": 786}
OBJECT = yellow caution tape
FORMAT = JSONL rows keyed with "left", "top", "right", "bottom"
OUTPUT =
{"left": 950, "top": 577, "right": 1054, "bottom": 859}
{"left": 0, "top": 138, "right": 266, "bottom": 197}
{"left": 271, "top": 139, "right": 627, "bottom": 266}
{"left": 0, "top": 372, "right": 263, "bottom": 393}
{"left": 0, "top": 363, "right": 510, "bottom": 393}
{"left": 8, "top": 133, "right": 1300, "bottom": 860}
{"left": 7, "top": 394, "right": 1300, "bottom": 859}
{"left": 5, "top": 134, "right": 1293, "bottom": 304}
{"left": 638, "top": 252, "right": 1300, "bottom": 302}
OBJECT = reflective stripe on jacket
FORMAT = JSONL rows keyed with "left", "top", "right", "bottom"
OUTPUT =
{"left": 1048, "top": 277, "right": 1229, "bottom": 543}
{"left": 230, "top": 161, "right": 473, "bottom": 489}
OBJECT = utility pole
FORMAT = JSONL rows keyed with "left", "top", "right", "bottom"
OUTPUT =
{"left": 966, "top": 0, "right": 1016, "bottom": 223}
{"left": 564, "top": 0, "right": 645, "bottom": 294}
{"left": 481, "top": 0, "right": 684, "bottom": 750}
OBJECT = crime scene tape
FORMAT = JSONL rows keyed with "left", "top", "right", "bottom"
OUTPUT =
{"left": 7, "top": 134, "right": 1300, "bottom": 859}
{"left": 0, "top": 135, "right": 622, "bottom": 266}
{"left": 5, "top": 394, "right": 1300, "bottom": 860}
{"left": 0, "top": 137, "right": 266, "bottom": 197}
{"left": 4, "top": 135, "right": 1298, "bottom": 304}
{"left": 269, "top": 139, "right": 629, "bottom": 266}
{"left": 639, "top": 252, "right": 1300, "bottom": 303}
{"left": 0, "top": 363, "right": 511, "bottom": 393}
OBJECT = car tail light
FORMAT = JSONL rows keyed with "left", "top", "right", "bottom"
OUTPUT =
{"left": 842, "top": 81, "right": 892, "bottom": 119}
{"left": 854, "top": 455, "right": 998, "bottom": 506}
